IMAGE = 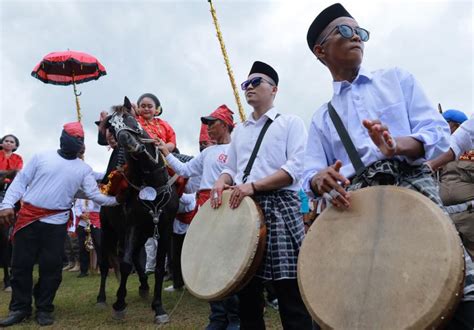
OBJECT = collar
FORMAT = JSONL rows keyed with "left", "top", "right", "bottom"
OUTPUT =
{"left": 244, "top": 107, "right": 278, "bottom": 126}
{"left": 332, "top": 66, "right": 373, "bottom": 95}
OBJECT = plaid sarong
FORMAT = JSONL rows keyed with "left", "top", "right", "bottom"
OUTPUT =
{"left": 349, "top": 159, "right": 474, "bottom": 302}
{"left": 253, "top": 190, "right": 305, "bottom": 280}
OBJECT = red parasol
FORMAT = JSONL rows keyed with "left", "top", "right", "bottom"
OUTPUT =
{"left": 31, "top": 50, "right": 107, "bottom": 122}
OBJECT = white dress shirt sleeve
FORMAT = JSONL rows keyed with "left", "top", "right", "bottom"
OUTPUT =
{"left": 281, "top": 116, "right": 308, "bottom": 183}
{"left": 79, "top": 172, "right": 118, "bottom": 206}
{"left": 302, "top": 111, "right": 330, "bottom": 196}
{"left": 0, "top": 154, "right": 38, "bottom": 209}
{"left": 74, "top": 200, "right": 83, "bottom": 218}
{"left": 397, "top": 68, "right": 450, "bottom": 160}
{"left": 165, "top": 153, "right": 203, "bottom": 178}
{"left": 451, "top": 118, "right": 474, "bottom": 158}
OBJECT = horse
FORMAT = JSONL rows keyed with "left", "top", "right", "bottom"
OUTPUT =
{"left": 96, "top": 97, "right": 179, "bottom": 324}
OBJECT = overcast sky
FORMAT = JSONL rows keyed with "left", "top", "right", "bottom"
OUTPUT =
{"left": 0, "top": 0, "right": 472, "bottom": 172}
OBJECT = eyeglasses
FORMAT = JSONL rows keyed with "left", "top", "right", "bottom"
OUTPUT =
{"left": 240, "top": 77, "right": 275, "bottom": 91}
{"left": 320, "top": 24, "right": 370, "bottom": 45}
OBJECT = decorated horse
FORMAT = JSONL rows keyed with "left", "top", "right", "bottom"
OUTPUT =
{"left": 96, "top": 97, "right": 179, "bottom": 324}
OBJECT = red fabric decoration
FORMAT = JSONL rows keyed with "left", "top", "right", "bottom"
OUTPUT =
{"left": 12, "top": 202, "right": 70, "bottom": 239}
{"left": 202, "top": 105, "right": 235, "bottom": 127}
{"left": 63, "top": 122, "right": 84, "bottom": 138}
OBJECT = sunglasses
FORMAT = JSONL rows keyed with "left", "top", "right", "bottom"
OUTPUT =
{"left": 241, "top": 77, "right": 275, "bottom": 91}
{"left": 320, "top": 24, "right": 370, "bottom": 45}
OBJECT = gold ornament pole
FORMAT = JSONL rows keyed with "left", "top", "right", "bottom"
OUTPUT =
{"left": 72, "top": 71, "right": 82, "bottom": 122}
{"left": 208, "top": 0, "right": 246, "bottom": 122}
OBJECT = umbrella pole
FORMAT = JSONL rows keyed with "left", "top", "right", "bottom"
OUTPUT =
{"left": 72, "top": 74, "right": 82, "bottom": 122}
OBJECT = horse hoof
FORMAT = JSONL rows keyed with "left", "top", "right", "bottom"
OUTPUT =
{"left": 154, "top": 313, "right": 169, "bottom": 324}
{"left": 96, "top": 302, "right": 107, "bottom": 309}
{"left": 139, "top": 288, "right": 149, "bottom": 299}
{"left": 112, "top": 308, "right": 126, "bottom": 320}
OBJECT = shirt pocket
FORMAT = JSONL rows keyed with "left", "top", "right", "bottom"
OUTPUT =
{"left": 376, "top": 102, "right": 409, "bottom": 136}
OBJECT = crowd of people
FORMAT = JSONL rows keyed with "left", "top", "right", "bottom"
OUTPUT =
{"left": 0, "top": 2, "right": 474, "bottom": 329}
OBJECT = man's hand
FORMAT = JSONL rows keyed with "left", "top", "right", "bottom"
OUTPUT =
{"left": 0, "top": 208, "right": 15, "bottom": 226}
{"left": 156, "top": 139, "right": 170, "bottom": 156}
{"left": 310, "top": 160, "right": 351, "bottom": 208}
{"left": 210, "top": 179, "right": 231, "bottom": 209}
{"left": 228, "top": 183, "right": 254, "bottom": 209}
{"left": 363, "top": 119, "right": 397, "bottom": 157}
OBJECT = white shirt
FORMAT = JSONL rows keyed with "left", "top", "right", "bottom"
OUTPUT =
{"left": 303, "top": 67, "right": 450, "bottom": 194}
{"left": 221, "top": 107, "right": 307, "bottom": 191}
{"left": 451, "top": 116, "right": 474, "bottom": 158}
{"left": 173, "top": 193, "right": 196, "bottom": 235}
{"left": 0, "top": 151, "right": 118, "bottom": 225}
{"left": 165, "top": 144, "right": 230, "bottom": 190}
{"left": 75, "top": 199, "right": 101, "bottom": 228}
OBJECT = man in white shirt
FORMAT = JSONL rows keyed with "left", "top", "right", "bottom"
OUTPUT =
{"left": 303, "top": 3, "right": 473, "bottom": 327}
{"left": 158, "top": 105, "right": 240, "bottom": 329}
{"left": 211, "top": 61, "right": 312, "bottom": 329}
{"left": 0, "top": 122, "right": 118, "bottom": 327}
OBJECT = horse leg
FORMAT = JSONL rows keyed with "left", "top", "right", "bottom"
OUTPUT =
{"left": 111, "top": 226, "right": 136, "bottom": 319}
{"left": 152, "top": 218, "right": 173, "bottom": 324}
{"left": 96, "top": 231, "right": 113, "bottom": 307}
{"left": 132, "top": 235, "right": 150, "bottom": 298}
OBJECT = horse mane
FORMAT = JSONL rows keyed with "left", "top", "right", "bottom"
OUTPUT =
{"left": 110, "top": 104, "right": 129, "bottom": 115}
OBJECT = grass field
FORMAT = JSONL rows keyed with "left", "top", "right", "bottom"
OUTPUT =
{"left": 0, "top": 269, "right": 283, "bottom": 329}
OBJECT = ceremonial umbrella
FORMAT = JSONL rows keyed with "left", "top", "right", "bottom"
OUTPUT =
{"left": 31, "top": 50, "right": 107, "bottom": 122}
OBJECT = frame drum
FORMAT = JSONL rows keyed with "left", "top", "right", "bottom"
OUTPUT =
{"left": 298, "top": 186, "right": 464, "bottom": 329}
{"left": 181, "top": 190, "right": 266, "bottom": 301}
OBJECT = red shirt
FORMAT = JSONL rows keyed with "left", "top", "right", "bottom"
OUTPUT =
{"left": 138, "top": 117, "right": 177, "bottom": 146}
{"left": 0, "top": 150, "right": 23, "bottom": 171}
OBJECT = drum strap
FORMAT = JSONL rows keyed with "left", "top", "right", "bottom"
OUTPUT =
{"left": 242, "top": 114, "right": 280, "bottom": 183}
{"left": 328, "top": 102, "right": 366, "bottom": 177}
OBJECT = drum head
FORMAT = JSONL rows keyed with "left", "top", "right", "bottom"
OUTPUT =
{"left": 182, "top": 190, "right": 264, "bottom": 300}
{"left": 298, "top": 186, "right": 464, "bottom": 329}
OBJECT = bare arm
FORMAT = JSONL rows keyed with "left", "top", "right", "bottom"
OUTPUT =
{"left": 426, "top": 148, "right": 455, "bottom": 172}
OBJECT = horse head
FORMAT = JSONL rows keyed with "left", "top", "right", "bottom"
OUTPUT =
{"left": 105, "top": 97, "right": 166, "bottom": 182}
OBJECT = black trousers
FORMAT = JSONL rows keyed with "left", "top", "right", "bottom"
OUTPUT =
{"left": 171, "top": 233, "right": 185, "bottom": 289}
{"left": 76, "top": 225, "right": 101, "bottom": 274}
{"left": 9, "top": 221, "right": 67, "bottom": 314}
{"left": 237, "top": 277, "right": 313, "bottom": 330}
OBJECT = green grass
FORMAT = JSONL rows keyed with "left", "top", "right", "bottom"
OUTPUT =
{"left": 0, "top": 269, "right": 282, "bottom": 329}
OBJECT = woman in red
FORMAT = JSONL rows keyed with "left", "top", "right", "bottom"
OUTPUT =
{"left": 0, "top": 134, "right": 22, "bottom": 292}
{"left": 0, "top": 134, "right": 23, "bottom": 173}
{"left": 136, "top": 93, "right": 177, "bottom": 152}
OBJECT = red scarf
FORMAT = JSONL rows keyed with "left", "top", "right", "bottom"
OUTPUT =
{"left": 12, "top": 202, "right": 70, "bottom": 239}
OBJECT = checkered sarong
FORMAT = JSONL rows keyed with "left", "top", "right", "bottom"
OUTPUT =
{"left": 253, "top": 190, "right": 305, "bottom": 280}
{"left": 349, "top": 159, "right": 474, "bottom": 301}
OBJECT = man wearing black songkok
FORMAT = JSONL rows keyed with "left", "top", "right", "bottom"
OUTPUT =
{"left": 303, "top": 3, "right": 474, "bottom": 329}
{"left": 212, "top": 61, "right": 313, "bottom": 329}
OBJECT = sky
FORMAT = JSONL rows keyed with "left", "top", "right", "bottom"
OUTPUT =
{"left": 0, "top": 0, "right": 472, "bottom": 172}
